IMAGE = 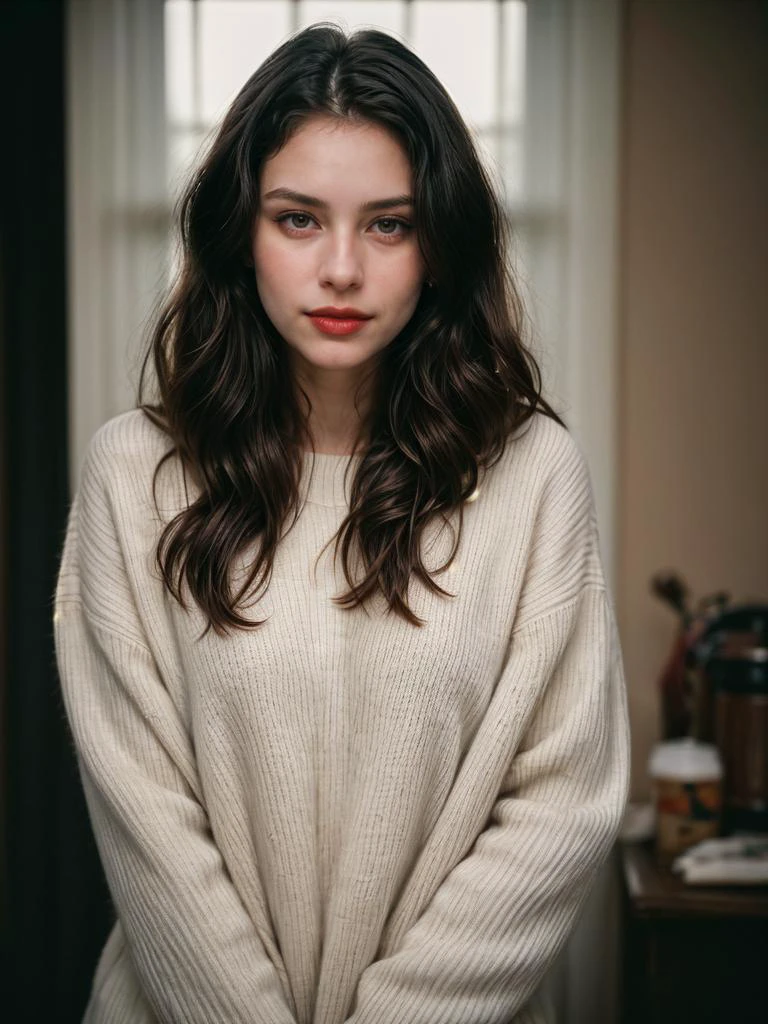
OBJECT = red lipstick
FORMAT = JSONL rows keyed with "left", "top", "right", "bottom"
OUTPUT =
{"left": 306, "top": 306, "right": 373, "bottom": 336}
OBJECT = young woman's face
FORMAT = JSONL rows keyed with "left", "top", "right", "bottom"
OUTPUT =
{"left": 252, "top": 114, "right": 426, "bottom": 379}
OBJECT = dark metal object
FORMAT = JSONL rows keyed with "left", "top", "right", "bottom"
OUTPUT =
{"left": 694, "top": 606, "right": 768, "bottom": 834}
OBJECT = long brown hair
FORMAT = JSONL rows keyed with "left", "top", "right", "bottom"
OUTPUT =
{"left": 139, "top": 24, "right": 562, "bottom": 635}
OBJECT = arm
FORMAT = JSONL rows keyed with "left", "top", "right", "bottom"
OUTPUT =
{"left": 346, "top": 436, "right": 630, "bottom": 1024}
{"left": 346, "top": 589, "right": 629, "bottom": 1024}
{"left": 54, "top": 439, "right": 296, "bottom": 1024}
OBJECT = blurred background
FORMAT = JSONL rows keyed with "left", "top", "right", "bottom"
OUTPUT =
{"left": 1, "top": 0, "right": 766, "bottom": 1022}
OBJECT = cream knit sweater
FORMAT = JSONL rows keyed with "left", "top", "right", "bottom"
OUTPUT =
{"left": 54, "top": 408, "right": 629, "bottom": 1024}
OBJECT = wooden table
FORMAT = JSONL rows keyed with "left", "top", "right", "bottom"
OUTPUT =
{"left": 619, "top": 841, "right": 768, "bottom": 1023}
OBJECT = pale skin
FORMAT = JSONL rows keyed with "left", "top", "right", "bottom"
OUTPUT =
{"left": 251, "top": 113, "right": 427, "bottom": 454}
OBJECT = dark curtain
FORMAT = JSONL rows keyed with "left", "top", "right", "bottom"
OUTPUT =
{"left": 0, "top": 2, "right": 112, "bottom": 1022}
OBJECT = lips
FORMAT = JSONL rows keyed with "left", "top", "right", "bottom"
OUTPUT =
{"left": 306, "top": 307, "right": 373, "bottom": 337}
{"left": 307, "top": 307, "right": 373, "bottom": 319}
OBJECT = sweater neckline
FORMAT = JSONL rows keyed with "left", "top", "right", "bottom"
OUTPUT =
{"left": 300, "top": 451, "right": 362, "bottom": 509}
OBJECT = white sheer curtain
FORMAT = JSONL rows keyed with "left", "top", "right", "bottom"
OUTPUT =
{"left": 66, "top": 2, "right": 622, "bottom": 1019}
{"left": 520, "top": 0, "right": 622, "bottom": 588}
{"left": 66, "top": 0, "right": 167, "bottom": 489}
{"left": 521, "top": 8, "right": 623, "bottom": 1018}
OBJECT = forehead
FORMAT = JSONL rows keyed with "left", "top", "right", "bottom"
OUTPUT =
{"left": 260, "top": 115, "right": 413, "bottom": 198}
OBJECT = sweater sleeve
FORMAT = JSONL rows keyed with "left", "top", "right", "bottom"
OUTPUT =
{"left": 345, "top": 436, "right": 631, "bottom": 1024}
{"left": 54, "top": 437, "right": 296, "bottom": 1024}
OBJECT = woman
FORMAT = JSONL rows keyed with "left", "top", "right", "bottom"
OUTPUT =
{"left": 55, "top": 24, "right": 629, "bottom": 1024}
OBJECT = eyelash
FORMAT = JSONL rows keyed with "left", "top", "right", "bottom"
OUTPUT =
{"left": 275, "top": 212, "right": 412, "bottom": 241}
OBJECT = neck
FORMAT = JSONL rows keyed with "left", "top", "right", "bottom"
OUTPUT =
{"left": 293, "top": 359, "right": 376, "bottom": 456}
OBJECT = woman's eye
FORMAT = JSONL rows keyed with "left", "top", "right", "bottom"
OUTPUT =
{"left": 372, "top": 217, "right": 411, "bottom": 239}
{"left": 376, "top": 218, "right": 403, "bottom": 234}
{"left": 278, "top": 212, "right": 315, "bottom": 231}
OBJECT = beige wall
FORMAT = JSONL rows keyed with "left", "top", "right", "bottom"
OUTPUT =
{"left": 618, "top": 0, "right": 768, "bottom": 800}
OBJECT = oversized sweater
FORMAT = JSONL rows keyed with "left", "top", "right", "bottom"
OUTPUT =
{"left": 54, "top": 408, "right": 630, "bottom": 1024}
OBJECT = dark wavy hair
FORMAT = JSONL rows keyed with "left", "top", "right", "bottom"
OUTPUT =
{"left": 138, "top": 23, "right": 563, "bottom": 635}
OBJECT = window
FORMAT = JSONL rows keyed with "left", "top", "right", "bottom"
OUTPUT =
{"left": 164, "top": 1, "right": 527, "bottom": 207}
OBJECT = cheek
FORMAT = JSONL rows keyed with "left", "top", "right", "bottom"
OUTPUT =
{"left": 253, "top": 233, "right": 303, "bottom": 296}
{"left": 378, "top": 250, "right": 425, "bottom": 306}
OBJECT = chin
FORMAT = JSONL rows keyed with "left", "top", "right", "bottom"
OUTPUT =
{"left": 308, "top": 354, "right": 378, "bottom": 373}
{"left": 296, "top": 341, "right": 384, "bottom": 371}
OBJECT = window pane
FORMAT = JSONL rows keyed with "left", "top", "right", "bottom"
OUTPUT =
{"left": 411, "top": 1, "right": 497, "bottom": 128}
{"left": 501, "top": 0, "right": 526, "bottom": 201}
{"left": 502, "top": 0, "right": 526, "bottom": 125}
{"left": 165, "top": 0, "right": 195, "bottom": 125}
{"left": 168, "top": 130, "right": 209, "bottom": 197}
{"left": 298, "top": 2, "right": 405, "bottom": 35}
{"left": 199, "top": 1, "right": 292, "bottom": 122}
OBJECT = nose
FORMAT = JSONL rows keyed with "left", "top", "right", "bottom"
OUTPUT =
{"left": 318, "top": 229, "right": 363, "bottom": 291}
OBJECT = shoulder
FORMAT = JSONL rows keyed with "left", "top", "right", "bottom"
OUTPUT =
{"left": 481, "top": 411, "right": 604, "bottom": 626}
{"left": 70, "top": 411, "right": 182, "bottom": 644}
{"left": 508, "top": 410, "right": 588, "bottom": 479}
{"left": 79, "top": 409, "right": 184, "bottom": 512}
{"left": 83, "top": 408, "right": 174, "bottom": 480}
{"left": 488, "top": 410, "right": 594, "bottom": 516}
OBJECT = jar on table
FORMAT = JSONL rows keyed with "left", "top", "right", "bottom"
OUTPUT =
{"left": 648, "top": 738, "right": 723, "bottom": 862}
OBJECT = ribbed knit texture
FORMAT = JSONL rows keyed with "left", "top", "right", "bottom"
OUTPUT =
{"left": 54, "top": 409, "right": 630, "bottom": 1024}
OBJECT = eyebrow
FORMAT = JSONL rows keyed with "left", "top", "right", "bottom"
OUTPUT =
{"left": 262, "top": 187, "right": 414, "bottom": 212}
